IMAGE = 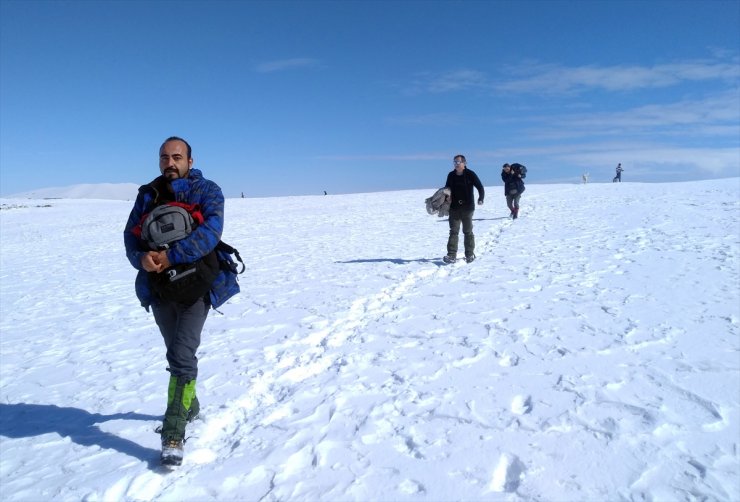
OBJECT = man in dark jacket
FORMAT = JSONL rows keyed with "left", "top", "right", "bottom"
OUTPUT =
{"left": 501, "top": 163, "right": 526, "bottom": 219}
{"left": 613, "top": 163, "right": 623, "bottom": 182}
{"left": 443, "top": 154, "right": 484, "bottom": 263}
{"left": 123, "top": 137, "right": 239, "bottom": 466}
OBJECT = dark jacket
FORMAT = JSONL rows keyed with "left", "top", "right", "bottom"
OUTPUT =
{"left": 123, "top": 168, "right": 239, "bottom": 309}
{"left": 501, "top": 171, "right": 525, "bottom": 196}
{"left": 445, "top": 168, "right": 484, "bottom": 210}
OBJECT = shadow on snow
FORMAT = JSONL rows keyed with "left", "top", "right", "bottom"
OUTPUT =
{"left": 0, "top": 403, "right": 161, "bottom": 468}
{"left": 336, "top": 257, "right": 443, "bottom": 265}
{"left": 432, "top": 216, "right": 510, "bottom": 223}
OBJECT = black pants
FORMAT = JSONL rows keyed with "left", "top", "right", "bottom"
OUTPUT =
{"left": 506, "top": 193, "right": 521, "bottom": 213}
{"left": 447, "top": 207, "right": 475, "bottom": 258}
{"left": 152, "top": 297, "right": 209, "bottom": 380}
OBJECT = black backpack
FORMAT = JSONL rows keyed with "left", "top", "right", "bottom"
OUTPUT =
{"left": 511, "top": 163, "right": 527, "bottom": 178}
{"left": 137, "top": 203, "right": 244, "bottom": 305}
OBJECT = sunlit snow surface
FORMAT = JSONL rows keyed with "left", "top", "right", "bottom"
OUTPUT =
{"left": 1, "top": 179, "right": 738, "bottom": 501}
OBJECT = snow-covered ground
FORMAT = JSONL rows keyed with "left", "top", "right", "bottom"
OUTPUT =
{"left": 1, "top": 179, "right": 738, "bottom": 501}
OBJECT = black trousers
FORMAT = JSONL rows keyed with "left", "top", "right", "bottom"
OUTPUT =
{"left": 152, "top": 297, "right": 209, "bottom": 380}
{"left": 447, "top": 207, "right": 475, "bottom": 258}
{"left": 506, "top": 193, "right": 521, "bottom": 212}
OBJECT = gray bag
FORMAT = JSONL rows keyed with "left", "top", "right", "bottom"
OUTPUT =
{"left": 141, "top": 204, "right": 194, "bottom": 250}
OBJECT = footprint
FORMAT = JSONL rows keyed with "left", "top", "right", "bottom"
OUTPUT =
{"left": 398, "top": 478, "right": 425, "bottom": 494}
{"left": 490, "top": 453, "right": 525, "bottom": 492}
{"left": 498, "top": 352, "right": 520, "bottom": 367}
{"left": 511, "top": 395, "right": 533, "bottom": 415}
{"left": 187, "top": 448, "right": 218, "bottom": 464}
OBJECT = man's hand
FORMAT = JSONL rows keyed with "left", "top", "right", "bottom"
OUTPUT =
{"left": 140, "top": 251, "right": 171, "bottom": 273}
{"left": 156, "top": 251, "right": 171, "bottom": 270}
{"left": 478, "top": 199, "right": 484, "bottom": 206}
{"left": 141, "top": 251, "right": 163, "bottom": 272}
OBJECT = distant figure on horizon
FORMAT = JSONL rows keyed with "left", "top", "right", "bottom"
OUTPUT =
{"left": 582, "top": 173, "right": 589, "bottom": 184}
{"left": 613, "top": 163, "right": 623, "bottom": 182}
{"left": 501, "top": 163, "right": 526, "bottom": 220}
{"left": 324, "top": 190, "right": 327, "bottom": 195}
{"left": 241, "top": 192, "right": 244, "bottom": 198}
{"left": 442, "top": 154, "right": 484, "bottom": 264}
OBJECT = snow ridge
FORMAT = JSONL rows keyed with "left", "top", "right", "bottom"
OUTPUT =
{"left": 4, "top": 182, "right": 139, "bottom": 200}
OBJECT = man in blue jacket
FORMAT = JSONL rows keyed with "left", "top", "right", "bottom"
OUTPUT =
{"left": 123, "top": 137, "right": 238, "bottom": 466}
{"left": 443, "top": 154, "right": 484, "bottom": 263}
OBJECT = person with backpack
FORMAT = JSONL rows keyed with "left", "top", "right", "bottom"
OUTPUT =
{"left": 123, "top": 136, "right": 239, "bottom": 467}
{"left": 443, "top": 154, "right": 484, "bottom": 263}
{"left": 501, "top": 163, "right": 526, "bottom": 219}
{"left": 613, "top": 163, "right": 623, "bottom": 182}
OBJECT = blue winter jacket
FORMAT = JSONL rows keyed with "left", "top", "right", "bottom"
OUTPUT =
{"left": 123, "top": 169, "right": 240, "bottom": 309}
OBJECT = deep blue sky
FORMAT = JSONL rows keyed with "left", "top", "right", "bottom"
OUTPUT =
{"left": 1, "top": 0, "right": 738, "bottom": 197}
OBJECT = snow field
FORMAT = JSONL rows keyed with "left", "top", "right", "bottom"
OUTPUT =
{"left": 1, "top": 179, "right": 738, "bottom": 501}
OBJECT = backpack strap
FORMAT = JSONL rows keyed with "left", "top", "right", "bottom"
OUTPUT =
{"left": 216, "top": 241, "right": 245, "bottom": 274}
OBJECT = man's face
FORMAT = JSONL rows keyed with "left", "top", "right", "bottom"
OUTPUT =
{"left": 453, "top": 157, "right": 465, "bottom": 173}
{"left": 159, "top": 140, "right": 193, "bottom": 180}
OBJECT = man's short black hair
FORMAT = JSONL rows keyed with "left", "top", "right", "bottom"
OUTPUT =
{"left": 162, "top": 136, "right": 192, "bottom": 159}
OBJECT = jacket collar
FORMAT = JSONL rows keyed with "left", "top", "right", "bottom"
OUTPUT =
{"left": 140, "top": 169, "right": 203, "bottom": 204}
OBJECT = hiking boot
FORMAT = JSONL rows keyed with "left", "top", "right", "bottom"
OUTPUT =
{"left": 161, "top": 438, "right": 184, "bottom": 467}
{"left": 443, "top": 254, "right": 456, "bottom": 264}
{"left": 465, "top": 254, "right": 476, "bottom": 263}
